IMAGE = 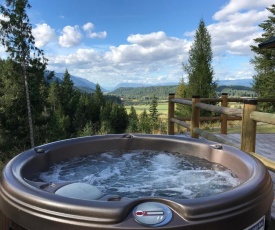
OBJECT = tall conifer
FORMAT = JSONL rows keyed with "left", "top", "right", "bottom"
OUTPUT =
{"left": 250, "top": 4, "right": 275, "bottom": 112}
{"left": 0, "top": 0, "right": 47, "bottom": 147}
{"left": 183, "top": 19, "right": 216, "bottom": 98}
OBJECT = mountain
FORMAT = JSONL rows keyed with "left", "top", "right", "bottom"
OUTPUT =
{"left": 111, "top": 79, "right": 253, "bottom": 90}
{"left": 114, "top": 82, "right": 149, "bottom": 88}
{"left": 217, "top": 79, "right": 253, "bottom": 87}
{"left": 52, "top": 73, "right": 107, "bottom": 93}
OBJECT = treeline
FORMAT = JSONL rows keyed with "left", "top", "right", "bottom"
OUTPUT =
{"left": 0, "top": 60, "right": 166, "bottom": 161}
{"left": 216, "top": 85, "right": 256, "bottom": 97}
{"left": 109, "top": 85, "right": 256, "bottom": 100}
{"left": 0, "top": 60, "right": 129, "bottom": 161}
{"left": 109, "top": 85, "right": 178, "bottom": 100}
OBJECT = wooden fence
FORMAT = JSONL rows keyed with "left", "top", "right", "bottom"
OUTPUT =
{"left": 168, "top": 93, "right": 275, "bottom": 172}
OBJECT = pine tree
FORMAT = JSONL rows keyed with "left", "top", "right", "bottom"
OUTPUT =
{"left": 138, "top": 110, "right": 152, "bottom": 134}
{"left": 0, "top": 59, "right": 28, "bottom": 156}
{"left": 250, "top": 4, "right": 275, "bottom": 112}
{"left": 128, "top": 106, "right": 139, "bottom": 133}
{"left": 183, "top": 19, "right": 216, "bottom": 98}
{"left": 0, "top": 0, "right": 47, "bottom": 147}
{"left": 149, "top": 95, "right": 159, "bottom": 122}
{"left": 175, "top": 77, "right": 188, "bottom": 118}
{"left": 109, "top": 104, "right": 128, "bottom": 133}
{"left": 59, "top": 69, "right": 78, "bottom": 136}
{"left": 92, "top": 84, "right": 105, "bottom": 132}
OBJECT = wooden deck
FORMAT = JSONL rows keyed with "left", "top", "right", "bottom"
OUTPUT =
{"left": 214, "top": 133, "right": 275, "bottom": 227}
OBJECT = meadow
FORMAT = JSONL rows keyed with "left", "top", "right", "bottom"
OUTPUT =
{"left": 124, "top": 100, "right": 275, "bottom": 134}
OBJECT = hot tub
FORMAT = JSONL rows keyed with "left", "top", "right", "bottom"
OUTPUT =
{"left": 0, "top": 134, "right": 273, "bottom": 230}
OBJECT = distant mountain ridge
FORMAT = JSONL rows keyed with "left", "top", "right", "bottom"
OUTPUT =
{"left": 46, "top": 71, "right": 253, "bottom": 93}
{"left": 112, "top": 78, "right": 253, "bottom": 90}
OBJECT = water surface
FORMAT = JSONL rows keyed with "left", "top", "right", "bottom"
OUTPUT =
{"left": 36, "top": 150, "right": 241, "bottom": 199}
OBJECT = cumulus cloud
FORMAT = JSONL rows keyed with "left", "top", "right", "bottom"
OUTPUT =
{"left": 82, "top": 22, "right": 107, "bottom": 39}
{"left": 0, "top": 13, "right": 9, "bottom": 21}
{"left": 59, "top": 25, "right": 83, "bottom": 48}
{"left": 213, "top": 0, "right": 274, "bottom": 20}
{"left": 205, "top": 0, "right": 274, "bottom": 56}
{"left": 127, "top": 31, "right": 167, "bottom": 47}
{"left": 32, "top": 23, "right": 56, "bottom": 48}
{"left": 47, "top": 32, "right": 190, "bottom": 88}
{"left": 49, "top": 48, "right": 101, "bottom": 66}
{"left": 105, "top": 31, "right": 190, "bottom": 63}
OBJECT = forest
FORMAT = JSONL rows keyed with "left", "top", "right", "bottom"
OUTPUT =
{"left": 109, "top": 84, "right": 256, "bottom": 103}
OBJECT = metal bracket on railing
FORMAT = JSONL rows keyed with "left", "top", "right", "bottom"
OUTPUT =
{"left": 122, "top": 133, "right": 134, "bottom": 138}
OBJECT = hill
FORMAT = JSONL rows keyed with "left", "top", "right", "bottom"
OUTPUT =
{"left": 109, "top": 85, "right": 178, "bottom": 100}
{"left": 48, "top": 72, "right": 107, "bottom": 93}
{"left": 109, "top": 84, "right": 256, "bottom": 99}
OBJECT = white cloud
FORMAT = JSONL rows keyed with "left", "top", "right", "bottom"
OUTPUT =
{"left": 47, "top": 31, "right": 191, "bottom": 88}
{"left": 32, "top": 23, "right": 56, "bottom": 48}
{"left": 83, "top": 22, "right": 94, "bottom": 32}
{"left": 82, "top": 22, "right": 107, "bottom": 39}
{"left": 59, "top": 25, "right": 82, "bottom": 48}
{"left": 213, "top": 0, "right": 274, "bottom": 20}
{"left": 0, "top": 13, "right": 9, "bottom": 21}
{"left": 206, "top": 1, "right": 273, "bottom": 57}
{"left": 127, "top": 31, "right": 167, "bottom": 47}
{"left": 105, "top": 31, "right": 190, "bottom": 63}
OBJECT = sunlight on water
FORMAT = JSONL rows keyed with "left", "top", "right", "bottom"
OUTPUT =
{"left": 35, "top": 150, "right": 241, "bottom": 199}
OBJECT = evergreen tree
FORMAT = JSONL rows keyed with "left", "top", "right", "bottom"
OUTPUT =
{"left": 99, "top": 101, "right": 113, "bottom": 134}
{"left": 138, "top": 110, "right": 152, "bottom": 134}
{"left": 250, "top": 4, "right": 275, "bottom": 112}
{"left": 128, "top": 106, "right": 139, "bottom": 133}
{"left": 0, "top": 59, "right": 28, "bottom": 157}
{"left": 175, "top": 77, "right": 188, "bottom": 118}
{"left": 92, "top": 84, "right": 105, "bottom": 131}
{"left": 59, "top": 69, "right": 78, "bottom": 136}
{"left": 149, "top": 95, "right": 159, "bottom": 122}
{"left": 109, "top": 104, "right": 128, "bottom": 133}
{"left": 0, "top": 0, "right": 47, "bottom": 147}
{"left": 183, "top": 19, "right": 216, "bottom": 98}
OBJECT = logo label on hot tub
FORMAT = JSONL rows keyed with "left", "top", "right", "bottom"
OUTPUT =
{"left": 132, "top": 202, "right": 172, "bottom": 227}
{"left": 244, "top": 216, "right": 265, "bottom": 230}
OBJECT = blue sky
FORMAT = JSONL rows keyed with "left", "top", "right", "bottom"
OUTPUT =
{"left": 0, "top": 0, "right": 274, "bottom": 89}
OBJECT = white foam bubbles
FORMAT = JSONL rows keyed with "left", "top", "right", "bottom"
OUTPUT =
{"left": 35, "top": 150, "right": 241, "bottom": 199}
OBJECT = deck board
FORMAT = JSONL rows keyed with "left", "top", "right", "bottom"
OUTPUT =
{"left": 214, "top": 133, "right": 275, "bottom": 226}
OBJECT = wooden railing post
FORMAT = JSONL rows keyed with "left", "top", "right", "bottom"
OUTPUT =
{"left": 241, "top": 99, "right": 258, "bottom": 153}
{"left": 221, "top": 93, "right": 228, "bottom": 134}
{"left": 191, "top": 95, "right": 200, "bottom": 138}
{"left": 168, "top": 93, "right": 175, "bottom": 135}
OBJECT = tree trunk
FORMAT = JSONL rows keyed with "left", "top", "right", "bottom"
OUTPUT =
{"left": 23, "top": 64, "right": 34, "bottom": 148}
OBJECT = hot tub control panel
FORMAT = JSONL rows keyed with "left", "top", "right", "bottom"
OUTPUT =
{"left": 132, "top": 202, "right": 172, "bottom": 227}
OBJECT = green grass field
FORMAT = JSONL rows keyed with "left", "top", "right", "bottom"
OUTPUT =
{"left": 125, "top": 101, "right": 168, "bottom": 117}
{"left": 125, "top": 100, "right": 275, "bottom": 134}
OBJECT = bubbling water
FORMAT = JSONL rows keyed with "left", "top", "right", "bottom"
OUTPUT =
{"left": 36, "top": 150, "right": 241, "bottom": 199}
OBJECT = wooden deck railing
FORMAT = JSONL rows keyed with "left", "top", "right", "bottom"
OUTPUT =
{"left": 168, "top": 93, "right": 275, "bottom": 172}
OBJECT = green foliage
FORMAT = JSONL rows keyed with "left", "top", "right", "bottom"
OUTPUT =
{"left": 110, "top": 85, "right": 177, "bottom": 101}
{"left": 175, "top": 78, "right": 189, "bottom": 118}
{"left": 109, "top": 104, "right": 129, "bottom": 133}
{"left": 149, "top": 95, "right": 159, "bottom": 122}
{"left": 182, "top": 19, "right": 217, "bottom": 118}
{"left": 138, "top": 110, "right": 152, "bottom": 134}
{"left": 0, "top": 0, "right": 47, "bottom": 147}
{"left": 250, "top": 4, "right": 275, "bottom": 112}
{"left": 128, "top": 106, "right": 139, "bottom": 133}
{"left": 183, "top": 19, "right": 216, "bottom": 98}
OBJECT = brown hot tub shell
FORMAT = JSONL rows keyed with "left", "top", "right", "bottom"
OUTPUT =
{"left": 0, "top": 134, "right": 273, "bottom": 229}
